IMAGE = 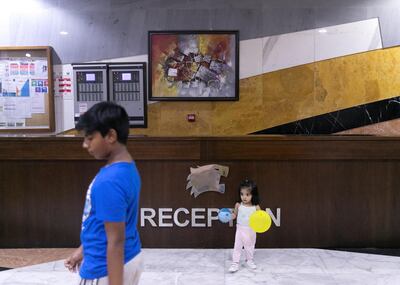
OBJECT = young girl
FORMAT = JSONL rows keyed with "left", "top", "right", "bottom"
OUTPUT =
{"left": 229, "top": 179, "right": 261, "bottom": 273}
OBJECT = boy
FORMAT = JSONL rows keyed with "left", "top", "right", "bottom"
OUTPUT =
{"left": 65, "top": 102, "right": 143, "bottom": 285}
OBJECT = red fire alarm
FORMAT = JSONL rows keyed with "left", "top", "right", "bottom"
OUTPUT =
{"left": 187, "top": 114, "right": 196, "bottom": 122}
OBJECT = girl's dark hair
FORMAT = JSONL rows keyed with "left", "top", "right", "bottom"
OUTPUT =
{"left": 238, "top": 179, "right": 260, "bottom": 205}
{"left": 75, "top": 101, "right": 129, "bottom": 144}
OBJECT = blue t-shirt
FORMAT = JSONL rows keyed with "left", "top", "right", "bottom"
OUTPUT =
{"left": 80, "top": 161, "right": 142, "bottom": 279}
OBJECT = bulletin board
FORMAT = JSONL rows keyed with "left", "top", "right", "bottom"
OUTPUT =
{"left": 0, "top": 46, "right": 54, "bottom": 133}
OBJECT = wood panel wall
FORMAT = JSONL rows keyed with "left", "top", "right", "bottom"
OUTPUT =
{"left": 1, "top": 136, "right": 400, "bottom": 248}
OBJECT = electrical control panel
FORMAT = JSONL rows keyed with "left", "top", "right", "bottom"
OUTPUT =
{"left": 72, "top": 64, "right": 107, "bottom": 123}
{"left": 72, "top": 62, "right": 147, "bottom": 128}
{"left": 108, "top": 63, "right": 147, "bottom": 127}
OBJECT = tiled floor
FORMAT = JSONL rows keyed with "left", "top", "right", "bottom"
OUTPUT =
{"left": 0, "top": 248, "right": 75, "bottom": 269}
{"left": 1, "top": 248, "right": 400, "bottom": 284}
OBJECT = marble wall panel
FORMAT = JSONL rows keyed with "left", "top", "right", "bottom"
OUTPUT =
{"left": 255, "top": 49, "right": 400, "bottom": 135}
{"left": 262, "top": 30, "right": 315, "bottom": 74}
{"left": 135, "top": 46, "right": 400, "bottom": 136}
{"left": 240, "top": 18, "right": 382, "bottom": 78}
{"left": 254, "top": 97, "right": 400, "bottom": 135}
{"left": 239, "top": 38, "right": 263, "bottom": 79}
{"left": 336, "top": 118, "right": 400, "bottom": 136}
{"left": 132, "top": 75, "right": 263, "bottom": 136}
{"left": 315, "top": 49, "right": 400, "bottom": 110}
{"left": 212, "top": 76, "right": 264, "bottom": 135}
{"left": 260, "top": 65, "right": 315, "bottom": 127}
{"left": 314, "top": 18, "right": 382, "bottom": 61}
{"left": 158, "top": 102, "right": 214, "bottom": 136}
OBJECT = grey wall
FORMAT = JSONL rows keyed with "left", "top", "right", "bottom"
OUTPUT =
{"left": 1, "top": 0, "right": 399, "bottom": 63}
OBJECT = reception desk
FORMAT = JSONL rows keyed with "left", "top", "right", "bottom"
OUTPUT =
{"left": 1, "top": 135, "right": 400, "bottom": 248}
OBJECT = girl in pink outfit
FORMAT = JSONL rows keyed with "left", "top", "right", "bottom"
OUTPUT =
{"left": 229, "top": 179, "right": 261, "bottom": 273}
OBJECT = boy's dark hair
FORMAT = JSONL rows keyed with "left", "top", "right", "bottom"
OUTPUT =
{"left": 238, "top": 179, "right": 260, "bottom": 205}
{"left": 75, "top": 101, "right": 130, "bottom": 144}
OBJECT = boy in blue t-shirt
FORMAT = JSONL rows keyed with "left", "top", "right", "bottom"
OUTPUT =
{"left": 65, "top": 102, "right": 143, "bottom": 285}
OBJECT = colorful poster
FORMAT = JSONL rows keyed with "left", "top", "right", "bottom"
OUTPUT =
{"left": 20, "top": 62, "right": 29, "bottom": 75}
{"left": 9, "top": 62, "right": 19, "bottom": 75}
{"left": 34, "top": 60, "right": 48, "bottom": 78}
{"left": 0, "top": 57, "right": 48, "bottom": 125}
{"left": 0, "top": 52, "right": 50, "bottom": 130}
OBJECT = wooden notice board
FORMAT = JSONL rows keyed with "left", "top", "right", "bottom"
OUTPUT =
{"left": 0, "top": 46, "right": 54, "bottom": 133}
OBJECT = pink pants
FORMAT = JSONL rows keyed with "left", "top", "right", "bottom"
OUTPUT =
{"left": 232, "top": 224, "right": 256, "bottom": 263}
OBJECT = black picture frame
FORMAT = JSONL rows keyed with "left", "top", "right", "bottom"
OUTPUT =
{"left": 148, "top": 30, "right": 239, "bottom": 101}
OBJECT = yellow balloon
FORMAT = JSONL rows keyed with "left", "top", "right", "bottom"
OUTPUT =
{"left": 249, "top": 210, "right": 272, "bottom": 233}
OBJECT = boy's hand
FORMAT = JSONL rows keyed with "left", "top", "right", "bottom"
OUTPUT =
{"left": 64, "top": 246, "right": 83, "bottom": 273}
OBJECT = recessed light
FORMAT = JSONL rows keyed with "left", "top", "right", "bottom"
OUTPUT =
{"left": 60, "top": 31, "right": 69, "bottom": 35}
{"left": 25, "top": 53, "right": 31, "bottom": 57}
{"left": 318, "top": 29, "right": 328, "bottom": 34}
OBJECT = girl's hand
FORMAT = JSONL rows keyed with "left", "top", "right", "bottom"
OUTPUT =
{"left": 231, "top": 203, "right": 240, "bottom": 220}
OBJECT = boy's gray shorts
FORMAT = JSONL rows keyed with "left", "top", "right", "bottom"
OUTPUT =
{"left": 79, "top": 252, "right": 143, "bottom": 285}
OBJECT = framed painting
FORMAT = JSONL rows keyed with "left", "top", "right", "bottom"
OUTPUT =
{"left": 148, "top": 30, "right": 239, "bottom": 101}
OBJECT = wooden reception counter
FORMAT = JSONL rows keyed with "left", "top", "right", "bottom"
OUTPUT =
{"left": 1, "top": 135, "right": 400, "bottom": 248}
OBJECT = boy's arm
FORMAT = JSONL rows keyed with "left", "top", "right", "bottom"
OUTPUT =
{"left": 104, "top": 221, "right": 125, "bottom": 285}
{"left": 231, "top": 203, "right": 240, "bottom": 220}
{"left": 64, "top": 245, "right": 83, "bottom": 272}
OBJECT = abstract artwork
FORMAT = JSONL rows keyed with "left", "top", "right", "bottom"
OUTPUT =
{"left": 148, "top": 31, "right": 239, "bottom": 101}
